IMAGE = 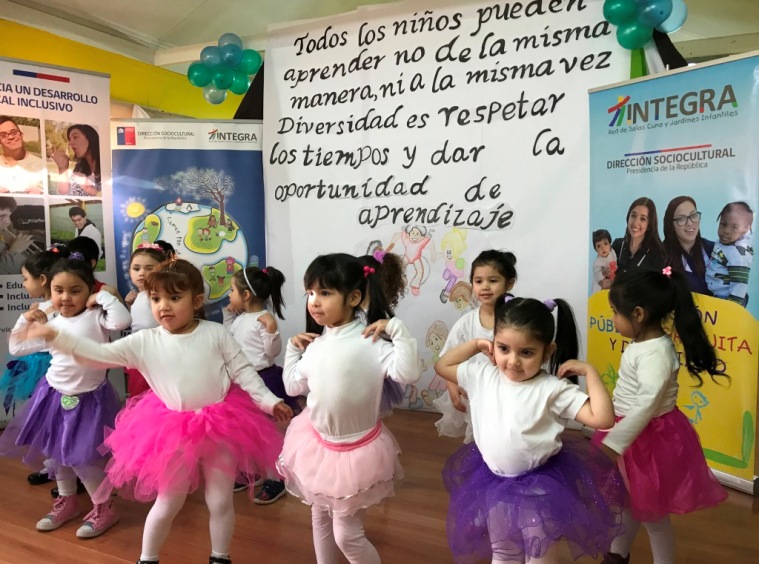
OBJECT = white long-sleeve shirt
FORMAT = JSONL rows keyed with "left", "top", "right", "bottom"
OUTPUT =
{"left": 9, "top": 292, "right": 132, "bottom": 395}
{"left": 223, "top": 309, "right": 281, "bottom": 370}
{"left": 284, "top": 317, "right": 419, "bottom": 443}
{"left": 130, "top": 291, "right": 158, "bottom": 333}
{"left": 52, "top": 319, "right": 282, "bottom": 414}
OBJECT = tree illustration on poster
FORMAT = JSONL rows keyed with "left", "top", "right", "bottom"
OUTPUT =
{"left": 157, "top": 167, "right": 235, "bottom": 228}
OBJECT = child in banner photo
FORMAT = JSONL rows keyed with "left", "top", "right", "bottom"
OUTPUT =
{"left": 434, "top": 250, "right": 517, "bottom": 444}
{"left": 0, "top": 254, "right": 131, "bottom": 539}
{"left": 22, "top": 259, "right": 293, "bottom": 564}
{"left": 435, "top": 296, "right": 626, "bottom": 563}
{"left": 224, "top": 264, "right": 296, "bottom": 504}
{"left": 705, "top": 201, "right": 754, "bottom": 307}
{"left": 596, "top": 268, "right": 728, "bottom": 564}
{"left": 592, "top": 229, "right": 618, "bottom": 292}
{"left": 124, "top": 243, "right": 167, "bottom": 397}
{"left": 278, "top": 253, "right": 420, "bottom": 564}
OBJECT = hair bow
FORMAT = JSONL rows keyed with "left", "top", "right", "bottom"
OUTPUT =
{"left": 262, "top": 268, "right": 268, "bottom": 274}
{"left": 137, "top": 243, "right": 162, "bottom": 251}
{"left": 543, "top": 299, "right": 557, "bottom": 312}
{"left": 662, "top": 266, "right": 672, "bottom": 277}
{"left": 69, "top": 252, "right": 85, "bottom": 262}
{"left": 503, "top": 295, "right": 514, "bottom": 304}
{"left": 363, "top": 266, "right": 375, "bottom": 278}
{"left": 373, "top": 250, "right": 386, "bottom": 264}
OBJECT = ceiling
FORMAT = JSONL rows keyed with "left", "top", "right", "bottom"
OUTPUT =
{"left": 2, "top": 0, "right": 759, "bottom": 72}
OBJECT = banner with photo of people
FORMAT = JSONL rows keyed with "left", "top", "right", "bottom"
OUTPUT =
{"left": 588, "top": 51, "right": 759, "bottom": 490}
{"left": 0, "top": 58, "right": 111, "bottom": 427}
{"left": 110, "top": 120, "right": 266, "bottom": 323}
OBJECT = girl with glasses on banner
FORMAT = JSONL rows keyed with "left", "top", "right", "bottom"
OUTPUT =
{"left": 663, "top": 196, "right": 712, "bottom": 295}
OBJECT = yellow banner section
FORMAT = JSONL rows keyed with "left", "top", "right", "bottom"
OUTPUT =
{"left": 588, "top": 291, "right": 757, "bottom": 481}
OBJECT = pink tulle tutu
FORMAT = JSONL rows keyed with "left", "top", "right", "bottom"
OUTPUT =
{"left": 97, "top": 385, "right": 283, "bottom": 502}
{"left": 594, "top": 408, "right": 727, "bottom": 521}
{"left": 277, "top": 408, "right": 403, "bottom": 516}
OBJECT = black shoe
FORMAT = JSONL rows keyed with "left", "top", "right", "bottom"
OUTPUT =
{"left": 209, "top": 557, "right": 231, "bottom": 564}
{"left": 602, "top": 553, "right": 630, "bottom": 564}
{"left": 27, "top": 470, "right": 52, "bottom": 485}
{"left": 136, "top": 560, "right": 159, "bottom": 564}
{"left": 51, "top": 478, "right": 86, "bottom": 498}
{"left": 254, "top": 480, "right": 286, "bottom": 505}
{"left": 232, "top": 482, "right": 249, "bottom": 493}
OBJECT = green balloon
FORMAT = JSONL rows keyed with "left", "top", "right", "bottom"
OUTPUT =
{"left": 213, "top": 66, "right": 234, "bottom": 90}
{"left": 238, "top": 49, "right": 262, "bottom": 75}
{"left": 616, "top": 21, "right": 653, "bottom": 50}
{"left": 187, "top": 61, "right": 213, "bottom": 87}
{"left": 230, "top": 71, "right": 251, "bottom": 95}
{"left": 603, "top": 0, "right": 637, "bottom": 26}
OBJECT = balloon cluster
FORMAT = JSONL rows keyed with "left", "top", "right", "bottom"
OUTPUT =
{"left": 186, "top": 33, "right": 262, "bottom": 105}
{"left": 603, "top": 0, "right": 688, "bottom": 50}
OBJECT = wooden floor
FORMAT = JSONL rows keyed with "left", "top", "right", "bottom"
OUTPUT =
{"left": 0, "top": 410, "right": 757, "bottom": 563}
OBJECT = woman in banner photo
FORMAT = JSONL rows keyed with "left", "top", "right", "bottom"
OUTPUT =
{"left": 662, "top": 196, "right": 714, "bottom": 295}
{"left": 50, "top": 124, "right": 101, "bottom": 197}
{"left": 608, "top": 197, "right": 665, "bottom": 283}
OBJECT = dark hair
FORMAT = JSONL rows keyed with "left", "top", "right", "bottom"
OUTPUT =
{"left": 0, "top": 196, "right": 17, "bottom": 212}
{"left": 23, "top": 245, "right": 70, "bottom": 279}
{"left": 470, "top": 250, "right": 517, "bottom": 284}
{"left": 154, "top": 240, "right": 176, "bottom": 258}
{"left": 359, "top": 252, "right": 406, "bottom": 309}
{"left": 718, "top": 201, "right": 754, "bottom": 220}
{"left": 145, "top": 259, "right": 206, "bottom": 319}
{"left": 304, "top": 253, "right": 392, "bottom": 334}
{"left": 592, "top": 229, "right": 612, "bottom": 247}
{"left": 609, "top": 269, "right": 724, "bottom": 385}
{"left": 494, "top": 295, "right": 579, "bottom": 375}
{"left": 0, "top": 116, "right": 18, "bottom": 128}
{"left": 67, "top": 124, "right": 100, "bottom": 180}
{"left": 232, "top": 265, "right": 286, "bottom": 319}
{"left": 48, "top": 253, "right": 96, "bottom": 291}
{"left": 624, "top": 197, "right": 663, "bottom": 255}
{"left": 68, "top": 206, "right": 86, "bottom": 218}
{"left": 131, "top": 245, "right": 166, "bottom": 266}
{"left": 66, "top": 236, "right": 99, "bottom": 266}
{"left": 663, "top": 196, "right": 706, "bottom": 278}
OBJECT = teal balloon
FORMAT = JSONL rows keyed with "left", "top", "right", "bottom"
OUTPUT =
{"left": 638, "top": 0, "right": 673, "bottom": 27}
{"left": 218, "top": 32, "right": 243, "bottom": 49}
{"left": 238, "top": 49, "right": 262, "bottom": 75}
{"left": 221, "top": 43, "right": 243, "bottom": 68}
{"left": 617, "top": 21, "right": 653, "bottom": 49}
{"left": 203, "top": 85, "right": 227, "bottom": 105}
{"left": 656, "top": 0, "right": 687, "bottom": 33}
{"left": 230, "top": 71, "right": 251, "bottom": 95}
{"left": 200, "top": 46, "right": 221, "bottom": 67}
{"left": 603, "top": 0, "right": 638, "bottom": 25}
{"left": 187, "top": 61, "right": 213, "bottom": 87}
{"left": 213, "top": 66, "right": 234, "bottom": 90}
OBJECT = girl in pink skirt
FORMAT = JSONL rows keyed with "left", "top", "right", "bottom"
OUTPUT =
{"left": 278, "top": 253, "right": 420, "bottom": 563}
{"left": 25, "top": 259, "right": 293, "bottom": 564}
{"left": 597, "top": 268, "right": 728, "bottom": 564}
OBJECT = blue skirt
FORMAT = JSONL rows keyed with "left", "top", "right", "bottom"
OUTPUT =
{"left": 0, "top": 352, "right": 51, "bottom": 410}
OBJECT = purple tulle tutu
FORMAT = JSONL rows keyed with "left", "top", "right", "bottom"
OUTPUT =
{"left": 442, "top": 436, "right": 626, "bottom": 563}
{"left": 0, "top": 377, "right": 119, "bottom": 479}
{"left": 96, "top": 384, "right": 283, "bottom": 503}
{"left": 379, "top": 378, "right": 405, "bottom": 415}
{"left": 259, "top": 364, "right": 302, "bottom": 415}
{"left": 593, "top": 408, "right": 727, "bottom": 522}
{"left": 277, "top": 407, "right": 403, "bottom": 516}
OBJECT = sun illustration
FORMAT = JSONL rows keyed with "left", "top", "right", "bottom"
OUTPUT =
{"left": 120, "top": 197, "right": 148, "bottom": 222}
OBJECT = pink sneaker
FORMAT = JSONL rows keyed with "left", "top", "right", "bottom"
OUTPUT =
{"left": 36, "top": 495, "right": 81, "bottom": 531}
{"left": 75, "top": 501, "right": 120, "bottom": 538}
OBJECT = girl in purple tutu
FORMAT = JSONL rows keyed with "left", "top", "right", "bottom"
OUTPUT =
{"left": 0, "top": 253, "right": 131, "bottom": 538}
{"left": 224, "top": 264, "right": 297, "bottom": 503}
{"left": 24, "top": 259, "right": 293, "bottom": 564}
{"left": 597, "top": 268, "right": 727, "bottom": 564}
{"left": 278, "top": 253, "right": 420, "bottom": 564}
{"left": 435, "top": 295, "right": 626, "bottom": 564}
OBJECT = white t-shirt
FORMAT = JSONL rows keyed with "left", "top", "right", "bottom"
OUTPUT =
{"left": 440, "top": 306, "right": 494, "bottom": 360}
{"left": 592, "top": 249, "right": 618, "bottom": 291}
{"left": 457, "top": 361, "right": 588, "bottom": 477}
{"left": 52, "top": 319, "right": 282, "bottom": 413}
{"left": 223, "top": 309, "right": 281, "bottom": 371}
{"left": 9, "top": 292, "right": 132, "bottom": 395}
{"left": 130, "top": 291, "right": 158, "bottom": 333}
{"left": 77, "top": 223, "right": 103, "bottom": 258}
{"left": 0, "top": 152, "right": 45, "bottom": 193}
{"left": 602, "top": 336, "right": 680, "bottom": 455}
{"left": 284, "top": 318, "right": 420, "bottom": 443}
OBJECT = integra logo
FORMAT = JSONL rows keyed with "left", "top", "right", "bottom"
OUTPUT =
{"left": 208, "top": 129, "right": 258, "bottom": 142}
{"left": 607, "top": 85, "right": 738, "bottom": 127}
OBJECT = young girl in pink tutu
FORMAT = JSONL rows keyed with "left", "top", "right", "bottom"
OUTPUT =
{"left": 25, "top": 259, "right": 293, "bottom": 564}
{"left": 0, "top": 253, "right": 131, "bottom": 538}
{"left": 435, "top": 295, "right": 626, "bottom": 564}
{"left": 597, "top": 268, "right": 727, "bottom": 564}
{"left": 278, "top": 253, "right": 420, "bottom": 563}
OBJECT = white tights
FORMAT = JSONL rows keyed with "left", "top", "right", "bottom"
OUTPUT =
{"left": 610, "top": 509, "right": 675, "bottom": 564}
{"left": 54, "top": 464, "right": 105, "bottom": 499}
{"left": 491, "top": 536, "right": 560, "bottom": 564}
{"left": 139, "top": 463, "right": 235, "bottom": 561}
{"left": 311, "top": 506, "right": 380, "bottom": 564}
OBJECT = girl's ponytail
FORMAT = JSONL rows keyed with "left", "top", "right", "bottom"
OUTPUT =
{"left": 263, "top": 266, "right": 286, "bottom": 319}
{"left": 364, "top": 266, "right": 394, "bottom": 325}
{"left": 551, "top": 298, "right": 580, "bottom": 374}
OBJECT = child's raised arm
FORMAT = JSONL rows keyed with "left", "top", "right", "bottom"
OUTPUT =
{"left": 557, "top": 360, "right": 614, "bottom": 430}
{"left": 434, "top": 339, "right": 493, "bottom": 383}
{"left": 90, "top": 291, "right": 132, "bottom": 331}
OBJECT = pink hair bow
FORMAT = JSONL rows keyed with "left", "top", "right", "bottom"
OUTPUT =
{"left": 373, "top": 250, "right": 386, "bottom": 264}
{"left": 137, "top": 243, "right": 162, "bottom": 251}
{"left": 662, "top": 266, "right": 672, "bottom": 277}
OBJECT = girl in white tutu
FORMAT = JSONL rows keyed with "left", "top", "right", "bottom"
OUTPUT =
{"left": 278, "top": 253, "right": 420, "bottom": 563}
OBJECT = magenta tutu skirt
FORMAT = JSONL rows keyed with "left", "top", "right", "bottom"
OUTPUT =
{"left": 593, "top": 408, "right": 727, "bottom": 522}
{"left": 277, "top": 408, "right": 403, "bottom": 516}
{"left": 443, "top": 436, "right": 626, "bottom": 563}
{"left": 97, "top": 385, "right": 283, "bottom": 502}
